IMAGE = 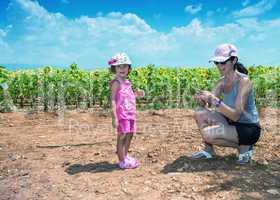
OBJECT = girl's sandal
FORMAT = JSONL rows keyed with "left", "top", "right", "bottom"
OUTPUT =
{"left": 118, "top": 158, "right": 139, "bottom": 169}
{"left": 125, "top": 155, "right": 139, "bottom": 166}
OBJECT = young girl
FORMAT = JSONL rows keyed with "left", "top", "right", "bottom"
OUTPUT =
{"left": 108, "top": 52, "right": 144, "bottom": 169}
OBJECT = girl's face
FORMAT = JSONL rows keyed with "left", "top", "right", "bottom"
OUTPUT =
{"left": 214, "top": 58, "right": 234, "bottom": 76}
{"left": 115, "top": 64, "right": 130, "bottom": 78}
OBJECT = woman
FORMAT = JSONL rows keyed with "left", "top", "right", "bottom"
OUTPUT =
{"left": 192, "top": 43, "right": 261, "bottom": 164}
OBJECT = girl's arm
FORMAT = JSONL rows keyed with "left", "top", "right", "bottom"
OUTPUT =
{"left": 211, "top": 77, "right": 251, "bottom": 121}
{"left": 110, "top": 81, "right": 120, "bottom": 128}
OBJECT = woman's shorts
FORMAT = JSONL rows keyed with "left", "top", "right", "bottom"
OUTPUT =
{"left": 226, "top": 118, "right": 261, "bottom": 145}
{"left": 117, "top": 119, "right": 136, "bottom": 134}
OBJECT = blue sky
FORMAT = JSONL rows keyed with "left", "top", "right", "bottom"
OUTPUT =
{"left": 0, "top": 0, "right": 280, "bottom": 70}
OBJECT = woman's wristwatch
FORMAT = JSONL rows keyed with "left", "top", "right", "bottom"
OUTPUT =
{"left": 213, "top": 98, "right": 222, "bottom": 108}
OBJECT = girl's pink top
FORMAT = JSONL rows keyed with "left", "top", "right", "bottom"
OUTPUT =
{"left": 110, "top": 79, "right": 136, "bottom": 120}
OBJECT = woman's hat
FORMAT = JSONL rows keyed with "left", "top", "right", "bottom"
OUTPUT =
{"left": 209, "top": 43, "right": 238, "bottom": 62}
{"left": 108, "top": 52, "right": 132, "bottom": 66}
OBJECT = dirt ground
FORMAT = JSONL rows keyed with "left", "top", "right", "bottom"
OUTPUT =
{"left": 0, "top": 107, "right": 279, "bottom": 200}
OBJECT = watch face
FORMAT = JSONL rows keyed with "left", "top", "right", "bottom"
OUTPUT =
{"left": 215, "top": 99, "right": 221, "bottom": 107}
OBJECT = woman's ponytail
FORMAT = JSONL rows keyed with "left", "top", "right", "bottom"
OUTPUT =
{"left": 234, "top": 62, "right": 248, "bottom": 75}
{"left": 231, "top": 57, "right": 248, "bottom": 75}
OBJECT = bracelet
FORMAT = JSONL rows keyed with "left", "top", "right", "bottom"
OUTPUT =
{"left": 214, "top": 98, "right": 222, "bottom": 108}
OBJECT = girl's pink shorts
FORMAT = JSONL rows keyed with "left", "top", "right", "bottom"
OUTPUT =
{"left": 117, "top": 119, "right": 136, "bottom": 134}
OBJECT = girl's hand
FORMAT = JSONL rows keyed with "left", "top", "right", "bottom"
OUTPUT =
{"left": 135, "top": 89, "right": 145, "bottom": 97}
{"left": 112, "top": 118, "right": 118, "bottom": 128}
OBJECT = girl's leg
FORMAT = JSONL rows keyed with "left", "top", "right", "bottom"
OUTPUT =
{"left": 124, "top": 133, "right": 133, "bottom": 157}
{"left": 117, "top": 134, "right": 126, "bottom": 161}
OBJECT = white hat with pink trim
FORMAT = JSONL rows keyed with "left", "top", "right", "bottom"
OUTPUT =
{"left": 209, "top": 43, "right": 238, "bottom": 62}
{"left": 108, "top": 52, "right": 132, "bottom": 66}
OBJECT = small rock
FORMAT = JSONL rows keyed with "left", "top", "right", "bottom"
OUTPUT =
{"left": 192, "top": 186, "right": 198, "bottom": 192}
{"left": 247, "top": 192, "right": 262, "bottom": 199}
{"left": 19, "top": 170, "right": 30, "bottom": 176}
{"left": 150, "top": 171, "right": 157, "bottom": 175}
{"left": 143, "top": 187, "right": 149, "bottom": 192}
{"left": 262, "top": 159, "right": 269, "bottom": 165}
{"left": 267, "top": 189, "right": 279, "bottom": 195}
{"left": 167, "top": 172, "right": 181, "bottom": 176}
{"left": 62, "top": 146, "right": 71, "bottom": 151}
{"left": 62, "top": 161, "right": 71, "bottom": 167}
{"left": 9, "top": 154, "right": 20, "bottom": 161}
{"left": 152, "top": 159, "right": 158, "bottom": 163}
{"left": 144, "top": 180, "right": 151, "bottom": 185}
{"left": 147, "top": 152, "right": 153, "bottom": 158}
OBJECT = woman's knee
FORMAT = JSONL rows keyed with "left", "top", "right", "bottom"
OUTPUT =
{"left": 194, "top": 109, "right": 208, "bottom": 121}
{"left": 201, "top": 126, "right": 221, "bottom": 144}
{"left": 202, "top": 131, "right": 214, "bottom": 144}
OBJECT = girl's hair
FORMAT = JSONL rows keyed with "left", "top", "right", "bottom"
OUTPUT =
{"left": 230, "top": 57, "right": 248, "bottom": 75}
{"left": 110, "top": 64, "right": 132, "bottom": 74}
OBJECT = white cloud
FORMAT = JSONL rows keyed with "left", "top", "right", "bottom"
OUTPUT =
{"left": 185, "top": 4, "right": 202, "bottom": 15}
{"left": 15, "top": 0, "right": 49, "bottom": 17}
{"left": 1, "top": 0, "right": 280, "bottom": 68}
{"left": 0, "top": 28, "right": 13, "bottom": 63}
{"left": 0, "top": 29, "right": 7, "bottom": 37}
{"left": 233, "top": 0, "right": 277, "bottom": 18}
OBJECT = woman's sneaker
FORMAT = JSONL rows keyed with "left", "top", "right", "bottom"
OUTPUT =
{"left": 238, "top": 145, "right": 253, "bottom": 165}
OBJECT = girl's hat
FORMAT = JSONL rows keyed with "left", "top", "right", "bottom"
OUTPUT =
{"left": 209, "top": 43, "right": 238, "bottom": 62}
{"left": 108, "top": 52, "right": 132, "bottom": 66}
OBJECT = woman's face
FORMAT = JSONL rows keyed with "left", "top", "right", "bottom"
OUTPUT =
{"left": 115, "top": 64, "right": 130, "bottom": 78}
{"left": 214, "top": 58, "right": 234, "bottom": 76}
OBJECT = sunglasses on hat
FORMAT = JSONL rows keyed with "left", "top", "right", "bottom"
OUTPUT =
{"left": 214, "top": 58, "right": 231, "bottom": 65}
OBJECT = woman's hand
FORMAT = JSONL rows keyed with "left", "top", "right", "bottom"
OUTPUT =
{"left": 195, "top": 90, "right": 209, "bottom": 107}
{"left": 135, "top": 89, "right": 145, "bottom": 97}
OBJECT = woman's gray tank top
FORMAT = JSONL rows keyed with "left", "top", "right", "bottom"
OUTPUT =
{"left": 223, "top": 73, "right": 259, "bottom": 124}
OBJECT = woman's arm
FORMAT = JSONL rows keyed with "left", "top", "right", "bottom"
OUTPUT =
{"left": 213, "top": 77, "right": 252, "bottom": 121}
{"left": 195, "top": 79, "right": 223, "bottom": 107}
{"left": 211, "top": 78, "right": 224, "bottom": 97}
